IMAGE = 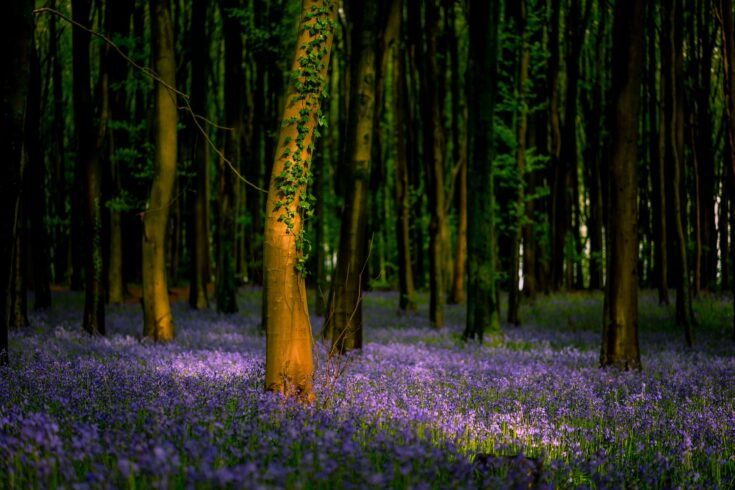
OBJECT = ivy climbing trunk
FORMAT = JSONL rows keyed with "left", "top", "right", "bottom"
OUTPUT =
{"left": 264, "top": 0, "right": 336, "bottom": 397}
{"left": 142, "top": 0, "right": 177, "bottom": 342}
{"left": 0, "top": 0, "right": 33, "bottom": 364}
{"left": 601, "top": 0, "right": 643, "bottom": 370}
{"left": 464, "top": 0, "right": 500, "bottom": 342}
{"left": 325, "top": 0, "right": 380, "bottom": 352}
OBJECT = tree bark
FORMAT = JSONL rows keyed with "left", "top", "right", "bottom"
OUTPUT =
{"left": 601, "top": 0, "right": 643, "bottom": 370}
{"left": 0, "top": 0, "right": 33, "bottom": 364}
{"left": 72, "top": 0, "right": 106, "bottom": 335}
{"left": 507, "top": 0, "right": 530, "bottom": 326}
{"left": 189, "top": 0, "right": 210, "bottom": 310}
{"left": 716, "top": 0, "right": 735, "bottom": 339}
{"left": 464, "top": 0, "right": 500, "bottom": 342}
{"left": 264, "top": 0, "right": 336, "bottom": 398}
{"left": 142, "top": 0, "right": 178, "bottom": 342}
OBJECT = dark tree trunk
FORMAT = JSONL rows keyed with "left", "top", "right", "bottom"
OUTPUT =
{"left": 601, "top": 0, "right": 643, "bottom": 370}
{"left": 217, "top": 0, "right": 243, "bottom": 314}
{"left": 189, "top": 0, "right": 210, "bottom": 310}
{"left": 27, "top": 43, "right": 51, "bottom": 310}
{"left": 548, "top": 0, "right": 563, "bottom": 290}
{"left": 0, "top": 0, "right": 34, "bottom": 363}
{"left": 10, "top": 202, "right": 29, "bottom": 329}
{"left": 464, "top": 0, "right": 500, "bottom": 342}
{"left": 73, "top": 0, "right": 106, "bottom": 335}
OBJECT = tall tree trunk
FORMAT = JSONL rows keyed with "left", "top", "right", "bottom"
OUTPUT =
{"left": 423, "top": 0, "right": 448, "bottom": 328}
{"left": 393, "top": 11, "right": 417, "bottom": 312}
{"left": 218, "top": 0, "right": 243, "bottom": 314}
{"left": 601, "top": 0, "right": 643, "bottom": 370}
{"left": 665, "top": 0, "right": 695, "bottom": 342}
{"left": 548, "top": 0, "right": 563, "bottom": 290}
{"left": 507, "top": 0, "right": 530, "bottom": 326}
{"left": 27, "top": 42, "right": 51, "bottom": 310}
{"left": 0, "top": 0, "right": 33, "bottom": 364}
{"left": 73, "top": 0, "right": 106, "bottom": 335}
{"left": 717, "top": 0, "right": 735, "bottom": 339}
{"left": 189, "top": 0, "right": 210, "bottom": 310}
{"left": 264, "top": 0, "right": 336, "bottom": 398}
{"left": 325, "top": 0, "right": 380, "bottom": 352}
{"left": 142, "top": 0, "right": 178, "bottom": 341}
{"left": 464, "top": 0, "right": 500, "bottom": 342}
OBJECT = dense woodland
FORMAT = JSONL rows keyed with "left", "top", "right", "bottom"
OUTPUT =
{"left": 2, "top": 0, "right": 735, "bottom": 393}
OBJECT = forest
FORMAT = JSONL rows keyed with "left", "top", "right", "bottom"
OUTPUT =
{"left": 1, "top": 0, "right": 734, "bottom": 487}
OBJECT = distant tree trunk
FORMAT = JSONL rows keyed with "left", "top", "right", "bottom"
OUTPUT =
{"left": 665, "top": 0, "right": 695, "bottom": 342}
{"left": 72, "top": 0, "right": 106, "bottom": 335}
{"left": 264, "top": 0, "right": 336, "bottom": 398}
{"left": 10, "top": 203, "right": 29, "bottom": 329}
{"left": 601, "top": 0, "right": 643, "bottom": 370}
{"left": 0, "top": 0, "right": 33, "bottom": 364}
{"left": 27, "top": 43, "right": 51, "bottom": 310}
{"left": 584, "top": 1, "right": 607, "bottom": 291}
{"left": 648, "top": 0, "right": 669, "bottom": 305}
{"left": 325, "top": 0, "right": 380, "bottom": 352}
{"left": 548, "top": 0, "right": 563, "bottom": 290}
{"left": 717, "top": 0, "right": 735, "bottom": 338}
{"left": 464, "top": 0, "right": 500, "bottom": 342}
{"left": 423, "top": 0, "right": 448, "bottom": 328}
{"left": 393, "top": 12, "right": 417, "bottom": 312}
{"left": 218, "top": 0, "right": 243, "bottom": 314}
{"left": 105, "top": 0, "right": 133, "bottom": 305}
{"left": 189, "top": 0, "right": 210, "bottom": 310}
{"left": 142, "top": 0, "right": 177, "bottom": 341}
{"left": 507, "top": 0, "right": 530, "bottom": 326}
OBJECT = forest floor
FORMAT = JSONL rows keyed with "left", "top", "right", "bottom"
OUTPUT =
{"left": 1, "top": 288, "right": 734, "bottom": 489}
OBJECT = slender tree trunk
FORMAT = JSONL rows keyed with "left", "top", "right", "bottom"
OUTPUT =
{"left": 601, "top": 0, "right": 643, "bottom": 370}
{"left": 218, "top": 0, "right": 243, "bottom": 314}
{"left": 548, "top": 0, "right": 563, "bottom": 290}
{"left": 665, "top": 0, "right": 695, "bottom": 342}
{"left": 507, "top": 0, "right": 530, "bottom": 326}
{"left": 393, "top": 15, "right": 417, "bottom": 312}
{"left": 325, "top": 0, "right": 380, "bottom": 352}
{"left": 0, "top": 0, "right": 33, "bottom": 364}
{"left": 264, "top": 0, "right": 336, "bottom": 398}
{"left": 189, "top": 0, "right": 210, "bottom": 310}
{"left": 27, "top": 43, "right": 51, "bottom": 310}
{"left": 464, "top": 0, "right": 500, "bottom": 342}
{"left": 423, "top": 0, "right": 448, "bottom": 328}
{"left": 717, "top": 0, "right": 735, "bottom": 339}
{"left": 72, "top": 0, "right": 106, "bottom": 335}
{"left": 142, "top": 0, "right": 178, "bottom": 341}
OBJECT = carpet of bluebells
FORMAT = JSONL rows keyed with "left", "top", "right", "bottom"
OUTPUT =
{"left": 1, "top": 289, "right": 734, "bottom": 489}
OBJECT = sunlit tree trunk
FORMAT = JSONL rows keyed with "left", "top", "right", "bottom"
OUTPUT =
{"left": 189, "top": 0, "right": 210, "bottom": 310}
{"left": 464, "top": 0, "right": 500, "bottom": 342}
{"left": 142, "top": 0, "right": 177, "bottom": 342}
{"left": 507, "top": 0, "right": 530, "bottom": 326}
{"left": 601, "top": 0, "right": 643, "bottom": 370}
{"left": 0, "top": 0, "right": 33, "bottom": 364}
{"left": 264, "top": 0, "right": 336, "bottom": 398}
